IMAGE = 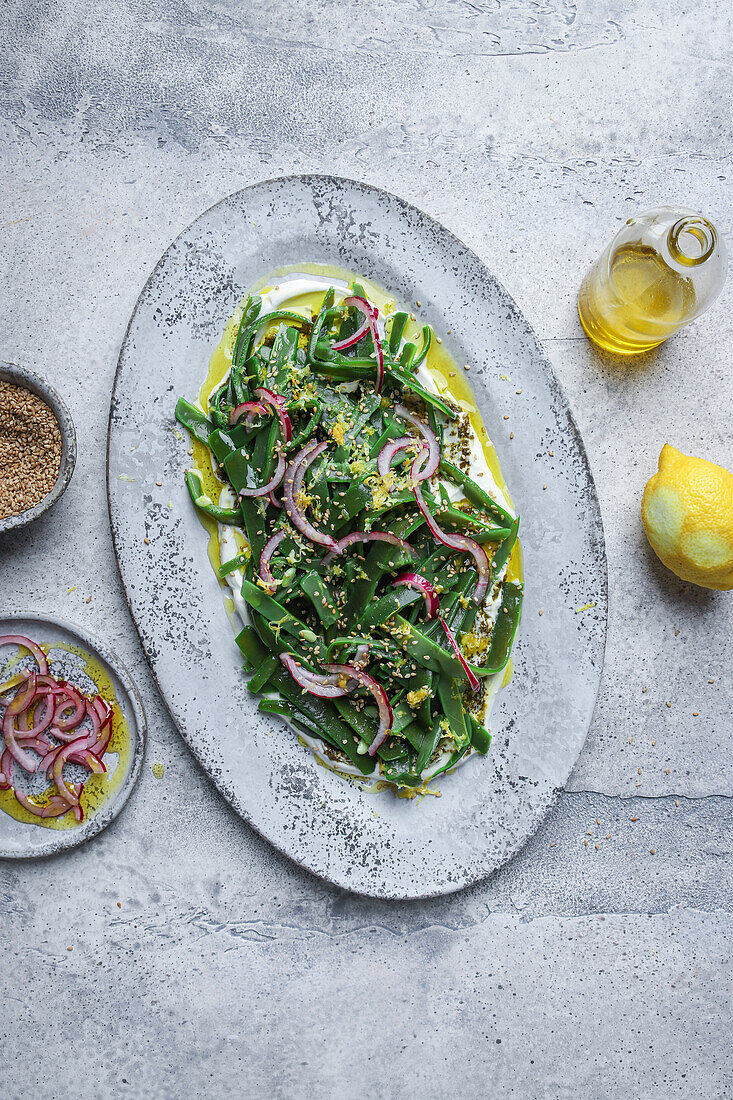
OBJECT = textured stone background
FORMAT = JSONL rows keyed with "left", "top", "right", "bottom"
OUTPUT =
{"left": 1, "top": 1, "right": 731, "bottom": 1097}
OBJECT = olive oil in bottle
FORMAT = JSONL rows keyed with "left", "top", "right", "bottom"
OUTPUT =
{"left": 578, "top": 207, "right": 727, "bottom": 355}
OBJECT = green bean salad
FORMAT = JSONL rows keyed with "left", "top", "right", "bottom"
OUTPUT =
{"left": 176, "top": 273, "right": 523, "bottom": 794}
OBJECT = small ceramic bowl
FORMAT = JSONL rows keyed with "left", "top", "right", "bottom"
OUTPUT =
{"left": 0, "top": 362, "right": 77, "bottom": 534}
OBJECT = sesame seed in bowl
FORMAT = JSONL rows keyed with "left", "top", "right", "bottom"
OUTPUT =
{"left": 0, "top": 363, "right": 76, "bottom": 534}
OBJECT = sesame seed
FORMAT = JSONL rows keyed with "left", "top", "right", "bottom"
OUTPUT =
{"left": 0, "top": 381, "right": 62, "bottom": 519}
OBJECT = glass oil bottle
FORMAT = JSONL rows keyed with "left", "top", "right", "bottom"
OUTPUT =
{"left": 578, "top": 207, "right": 727, "bottom": 355}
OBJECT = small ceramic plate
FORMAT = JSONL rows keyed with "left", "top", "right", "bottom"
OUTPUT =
{"left": 0, "top": 612, "right": 146, "bottom": 858}
{"left": 0, "top": 363, "right": 77, "bottom": 534}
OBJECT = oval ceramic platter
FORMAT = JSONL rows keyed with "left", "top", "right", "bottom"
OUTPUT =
{"left": 0, "top": 612, "right": 146, "bottom": 858}
{"left": 108, "top": 175, "right": 607, "bottom": 899}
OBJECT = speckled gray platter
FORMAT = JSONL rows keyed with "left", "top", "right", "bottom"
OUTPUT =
{"left": 0, "top": 362, "right": 77, "bottom": 534}
{"left": 108, "top": 175, "right": 607, "bottom": 899}
{"left": 0, "top": 612, "right": 146, "bottom": 858}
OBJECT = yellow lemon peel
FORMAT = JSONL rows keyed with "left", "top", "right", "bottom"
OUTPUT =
{"left": 641, "top": 445, "right": 733, "bottom": 590}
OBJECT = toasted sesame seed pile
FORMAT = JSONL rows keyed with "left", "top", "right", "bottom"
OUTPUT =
{"left": 0, "top": 380, "right": 62, "bottom": 519}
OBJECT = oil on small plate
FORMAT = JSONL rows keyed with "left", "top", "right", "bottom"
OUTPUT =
{"left": 108, "top": 175, "right": 607, "bottom": 899}
{"left": 0, "top": 612, "right": 146, "bottom": 858}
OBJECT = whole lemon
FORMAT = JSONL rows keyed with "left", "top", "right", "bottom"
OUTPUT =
{"left": 641, "top": 445, "right": 733, "bottom": 590}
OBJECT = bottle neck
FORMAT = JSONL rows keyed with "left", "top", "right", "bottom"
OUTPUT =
{"left": 667, "top": 216, "right": 717, "bottom": 267}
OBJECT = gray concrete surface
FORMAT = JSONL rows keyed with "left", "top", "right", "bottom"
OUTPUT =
{"left": 1, "top": 1, "right": 731, "bottom": 1096}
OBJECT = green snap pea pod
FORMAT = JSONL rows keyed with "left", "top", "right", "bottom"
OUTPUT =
{"left": 239, "top": 498, "right": 268, "bottom": 569}
{"left": 336, "top": 310, "right": 358, "bottom": 348}
{"left": 223, "top": 418, "right": 280, "bottom": 554}
{"left": 247, "top": 654, "right": 279, "bottom": 694}
{"left": 207, "top": 426, "right": 249, "bottom": 464}
{"left": 332, "top": 698, "right": 384, "bottom": 755}
{"left": 184, "top": 470, "right": 242, "bottom": 524}
{"left": 374, "top": 735, "right": 415, "bottom": 761}
{"left": 439, "top": 458, "right": 515, "bottom": 526}
{"left": 381, "top": 615, "right": 494, "bottom": 679}
{"left": 231, "top": 355, "right": 255, "bottom": 405}
{"left": 235, "top": 625, "right": 267, "bottom": 667}
{"left": 335, "top": 513, "right": 420, "bottom": 624}
{"left": 270, "top": 325, "right": 301, "bottom": 389}
{"left": 231, "top": 295, "right": 263, "bottom": 366}
{"left": 288, "top": 404, "right": 321, "bottom": 451}
{"left": 382, "top": 748, "right": 421, "bottom": 787}
{"left": 387, "top": 363, "right": 457, "bottom": 420}
{"left": 358, "top": 490, "right": 419, "bottom": 522}
{"left": 324, "top": 636, "right": 396, "bottom": 665}
{"left": 259, "top": 693, "right": 373, "bottom": 775}
{"left": 490, "top": 517, "right": 519, "bottom": 581}
{"left": 357, "top": 588, "right": 422, "bottom": 631}
{"left": 405, "top": 665, "right": 434, "bottom": 729}
{"left": 219, "top": 552, "right": 249, "bottom": 578}
{"left": 399, "top": 720, "right": 427, "bottom": 753}
{"left": 467, "top": 712, "right": 492, "bottom": 755}
{"left": 175, "top": 398, "right": 215, "bottom": 445}
{"left": 240, "top": 580, "right": 328, "bottom": 660}
{"left": 389, "top": 701, "right": 417, "bottom": 736}
{"left": 237, "top": 309, "right": 311, "bottom": 369}
{"left": 414, "top": 720, "right": 442, "bottom": 775}
{"left": 388, "top": 311, "right": 408, "bottom": 354}
{"left": 307, "top": 289, "right": 336, "bottom": 362}
{"left": 409, "top": 326, "right": 432, "bottom": 370}
{"left": 300, "top": 571, "right": 340, "bottom": 629}
{"left": 329, "top": 480, "right": 372, "bottom": 528}
{"left": 368, "top": 418, "right": 406, "bottom": 458}
{"left": 256, "top": 418, "right": 281, "bottom": 485}
{"left": 335, "top": 697, "right": 417, "bottom": 763}
{"left": 258, "top": 699, "right": 325, "bottom": 742}
{"left": 429, "top": 744, "right": 471, "bottom": 779}
{"left": 308, "top": 353, "right": 458, "bottom": 421}
{"left": 435, "top": 505, "right": 511, "bottom": 542}
{"left": 208, "top": 382, "right": 231, "bottom": 429}
{"left": 436, "top": 674, "right": 469, "bottom": 751}
{"left": 399, "top": 342, "right": 416, "bottom": 368}
{"left": 482, "top": 581, "right": 523, "bottom": 672}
